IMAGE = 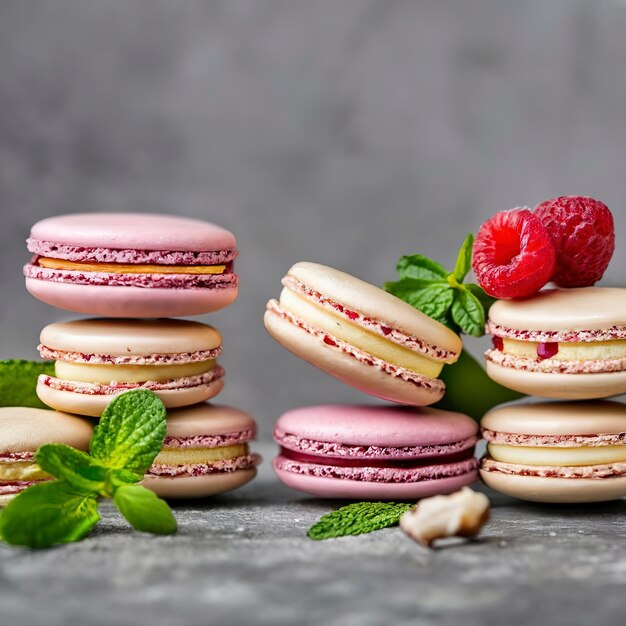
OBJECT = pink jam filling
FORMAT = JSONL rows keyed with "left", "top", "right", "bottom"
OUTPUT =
{"left": 537, "top": 342, "right": 559, "bottom": 360}
{"left": 492, "top": 336, "right": 503, "bottom": 351}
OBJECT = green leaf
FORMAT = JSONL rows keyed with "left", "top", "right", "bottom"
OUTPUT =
{"left": 451, "top": 288, "right": 485, "bottom": 337}
{"left": 453, "top": 233, "right": 474, "bottom": 282}
{"left": 0, "top": 481, "right": 100, "bottom": 549}
{"left": 397, "top": 255, "right": 448, "bottom": 281}
{"left": 113, "top": 485, "right": 177, "bottom": 535}
{"left": 465, "top": 283, "right": 496, "bottom": 317}
{"left": 307, "top": 502, "right": 414, "bottom": 540}
{"left": 0, "top": 360, "right": 55, "bottom": 409}
{"left": 385, "top": 280, "right": 455, "bottom": 327}
{"left": 435, "top": 349, "right": 525, "bottom": 421}
{"left": 90, "top": 390, "right": 167, "bottom": 474}
{"left": 35, "top": 444, "right": 108, "bottom": 495}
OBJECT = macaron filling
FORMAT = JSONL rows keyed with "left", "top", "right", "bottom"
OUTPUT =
{"left": 481, "top": 428, "right": 626, "bottom": 480}
{"left": 282, "top": 274, "right": 458, "bottom": 362}
{"left": 36, "top": 257, "right": 229, "bottom": 275}
{"left": 266, "top": 300, "right": 445, "bottom": 393}
{"left": 146, "top": 433, "right": 259, "bottom": 479}
{"left": 486, "top": 331, "right": 626, "bottom": 375}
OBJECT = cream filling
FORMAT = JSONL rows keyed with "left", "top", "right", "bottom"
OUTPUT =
{"left": 488, "top": 443, "right": 626, "bottom": 467}
{"left": 0, "top": 461, "right": 50, "bottom": 482}
{"left": 502, "top": 338, "right": 626, "bottom": 361}
{"left": 279, "top": 288, "right": 443, "bottom": 378}
{"left": 37, "top": 257, "right": 226, "bottom": 275}
{"left": 154, "top": 444, "right": 248, "bottom": 466}
{"left": 55, "top": 360, "right": 216, "bottom": 384}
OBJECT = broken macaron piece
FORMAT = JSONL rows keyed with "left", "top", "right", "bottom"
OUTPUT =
{"left": 264, "top": 262, "right": 462, "bottom": 406}
{"left": 485, "top": 287, "right": 626, "bottom": 399}
{"left": 142, "top": 404, "right": 259, "bottom": 498}
{"left": 24, "top": 213, "right": 238, "bottom": 317}
{"left": 273, "top": 405, "right": 478, "bottom": 499}
{"left": 36, "top": 318, "right": 225, "bottom": 417}
{"left": 480, "top": 401, "right": 626, "bottom": 503}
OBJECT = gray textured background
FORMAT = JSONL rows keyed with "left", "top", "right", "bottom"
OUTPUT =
{"left": 2, "top": 0, "right": 626, "bottom": 438}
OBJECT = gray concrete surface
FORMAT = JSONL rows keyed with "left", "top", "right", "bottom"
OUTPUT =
{"left": 1, "top": 442, "right": 625, "bottom": 626}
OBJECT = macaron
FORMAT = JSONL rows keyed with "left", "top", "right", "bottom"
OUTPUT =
{"left": 24, "top": 213, "right": 238, "bottom": 317}
{"left": 480, "top": 401, "right": 626, "bottom": 503}
{"left": 37, "top": 318, "right": 224, "bottom": 417}
{"left": 142, "top": 404, "right": 259, "bottom": 498}
{"left": 0, "top": 407, "right": 93, "bottom": 505}
{"left": 485, "top": 287, "right": 626, "bottom": 399}
{"left": 264, "top": 262, "right": 462, "bottom": 406}
{"left": 273, "top": 405, "right": 478, "bottom": 499}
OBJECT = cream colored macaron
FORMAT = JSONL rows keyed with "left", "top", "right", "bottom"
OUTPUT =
{"left": 485, "top": 287, "right": 626, "bottom": 399}
{"left": 264, "top": 262, "right": 462, "bottom": 406}
{"left": 480, "top": 401, "right": 626, "bottom": 503}
{"left": 36, "top": 318, "right": 225, "bottom": 418}
{"left": 0, "top": 407, "right": 93, "bottom": 505}
{"left": 142, "top": 404, "right": 259, "bottom": 499}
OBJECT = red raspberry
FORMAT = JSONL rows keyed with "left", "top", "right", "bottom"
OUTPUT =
{"left": 472, "top": 208, "right": 556, "bottom": 299}
{"left": 534, "top": 196, "right": 615, "bottom": 287}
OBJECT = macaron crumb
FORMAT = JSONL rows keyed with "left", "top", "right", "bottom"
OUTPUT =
{"left": 400, "top": 487, "right": 490, "bottom": 548}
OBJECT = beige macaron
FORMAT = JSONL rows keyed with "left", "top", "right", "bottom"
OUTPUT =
{"left": 0, "top": 407, "right": 93, "bottom": 505}
{"left": 264, "top": 262, "right": 462, "bottom": 406}
{"left": 142, "top": 404, "right": 259, "bottom": 499}
{"left": 480, "top": 401, "right": 626, "bottom": 503}
{"left": 485, "top": 287, "right": 626, "bottom": 400}
{"left": 36, "top": 318, "right": 224, "bottom": 417}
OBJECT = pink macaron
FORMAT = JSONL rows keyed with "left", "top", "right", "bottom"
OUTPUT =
{"left": 24, "top": 213, "right": 238, "bottom": 317}
{"left": 273, "top": 405, "right": 478, "bottom": 499}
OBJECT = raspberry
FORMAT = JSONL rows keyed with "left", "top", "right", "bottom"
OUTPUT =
{"left": 472, "top": 208, "right": 556, "bottom": 299}
{"left": 534, "top": 196, "right": 615, "bottom": 287}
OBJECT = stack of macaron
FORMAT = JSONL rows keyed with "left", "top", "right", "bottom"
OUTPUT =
{"left": 474, "top": 196, "right": 626, "bottom": 503}
{"left": 15, "top": 212, "right": 259, "bottom": 502}
{"left": 265, "top": 261, "right": 480, "bottom": 499}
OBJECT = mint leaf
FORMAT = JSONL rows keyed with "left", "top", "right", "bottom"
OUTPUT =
{"left": 451, "top": 288, "right": 485, "bottom": 337}
{"left": 35, "top": 444, "right": 108, "bottom": 495}
{"left": 113, "top": 485, "right": 177, "bottom": 535}
{"left": 0, "top": 481, "right": 100, "bottom": 549}
{"left": 397, "top": 255, "right": 448, "bottom": 281}
{"left": 385, "top": 280, "right": 455, "bottom": 327}
{"left": 453, "top": 233, "right": 474, "bottom": 282}
{"left": 0, "top": 360, "right": 55, "bottom": 409}
{"left": 90, "top": 390, "right": 166, "bottom": 474}
{"left": 307, "top": 502, "right": 414, "bottom": 540}
{"left": 465, "top": 283, "right": 496, "bottom": 316}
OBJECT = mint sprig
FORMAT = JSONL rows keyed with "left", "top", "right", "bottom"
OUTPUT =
{"left": 0, "top": 360, "right": 55, "bottom": 408}
{"left": 307, "top": 502, "right": 414, "bottom": 540}
{"left": 385, "top": 234, "right": 494, "bottom": 336}
{"left": 0, "top": 390, "right": 176, "bottom": 548}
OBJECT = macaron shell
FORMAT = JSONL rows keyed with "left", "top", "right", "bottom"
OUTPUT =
{"left": 142, "top": 468, "right": 256, "bottom": 498}
{"left": 480, "top": 469, "right": 626, "bottom": 503}
{"left": 0, "top": 407, "right": 93, "bottom": 452}
{"left": 36, "top": 379, "right": 224, "bottom": 418}
{"left": 488, "top": 287, "right": 626, "bottom": 332}
{"left": 26, "top": 278, "right": 238, "bottom": 317}
{"left": 287, "top": 262, "right": 462, "bottom": 355}
{"left": 274, "top": 465, "right": 477, "bottom": 499}
{"left": 482, "top": 401, "right": 626, "bottom": 435}
{"left": 275, "top": 405, "right": 477, "bottom": 448}
{"left": 165, "top": 404, "right": 256, "bottom": 437}
{"left": 264, "top": 308, "right": 443, "bottom": 406}
{"left": 40, "top": 318, "right": 221, "bottom": 355}
{"left": 486, "top": 360, "right": 626, "bottom": 399}
{"left": 29, "top": 213, "right": 236, "bottom": 251}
